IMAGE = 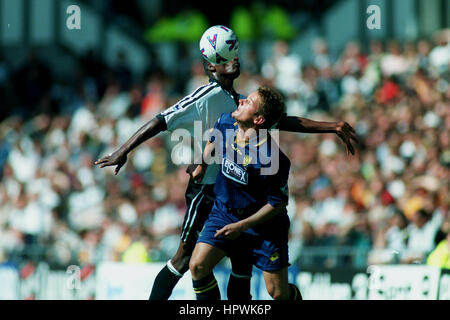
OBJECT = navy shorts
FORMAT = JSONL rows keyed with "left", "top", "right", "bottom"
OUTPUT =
{"left": 198, "top": 200, "right": 290, "bottom": 272}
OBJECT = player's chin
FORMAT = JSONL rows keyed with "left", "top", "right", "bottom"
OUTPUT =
{"left": 229, "top": 69, "right": 240, "bottom": 79}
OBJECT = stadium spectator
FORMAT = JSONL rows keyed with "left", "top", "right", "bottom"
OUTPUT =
{"left": 426, "top": 217, "right": 450, "bottom": 269}
{"left": 261, "top": 40, "right": 302, "bottom": 97}
{"left": 401, "top": 209, "right": 442, "bottom": 264}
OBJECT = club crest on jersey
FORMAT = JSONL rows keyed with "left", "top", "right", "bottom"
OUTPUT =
{"left": 243, "top": 155, "right": 252, "bottom": 167}
{"left": 207, "top": 34, "right": 218, "bottom": 50}
{"left": 270, "top": 252, "right": 279, "bottom": 262}
{"left": 222, "top": 158, "right": 248, "bottom": 185}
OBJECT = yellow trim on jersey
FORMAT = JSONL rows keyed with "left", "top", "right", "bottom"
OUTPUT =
{"left": 234, "top": 135, "right": 268, "bottom": 148}
{"left": 243, "top": 155, "right": 252, "bottom": 167}
{"left": 229, "top": 143, "right": 243, "bottom": 155}
{"left": 254, "top": 137, "right": 267, "bottom": 147}
{"left": 235, "top": 136, "right": 248, "bottom": 148}
{"left": 269, "top": 252, "right": 279, "bottom": 262}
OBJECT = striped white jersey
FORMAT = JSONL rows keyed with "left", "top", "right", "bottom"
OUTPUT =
{"left": 159, "top": 81, "right": 245, "bottom": 185}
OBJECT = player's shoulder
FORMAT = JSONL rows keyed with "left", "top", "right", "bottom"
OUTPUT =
{"left": 182, "top": 81, "right": 222, "bottom": 104}
{"left": 160, "top": 81, "right": 221, "bottom": 116}
{"left": 189, "top": 81, "right": 222, "bottom": 99}
{"left": 215, "top": 113, "right": 236, "bottom": 131}
{"left": 219, "top": 112, "right": 235, "bottom": 124}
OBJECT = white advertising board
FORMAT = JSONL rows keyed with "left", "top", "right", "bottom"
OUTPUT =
{"left": 367, "top": 265, "right": 441, "bottom": 300}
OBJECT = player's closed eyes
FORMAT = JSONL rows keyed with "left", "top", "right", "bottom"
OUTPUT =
{"left": 239, "top": 98, "right": 254, "bottom": 107}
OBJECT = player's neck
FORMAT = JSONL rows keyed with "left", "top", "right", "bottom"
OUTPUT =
{"left": 212, "top": 74, "right": 235, "bottom": 92}
{"left": 237, "top": 125, "right": 259, "bottom": 142}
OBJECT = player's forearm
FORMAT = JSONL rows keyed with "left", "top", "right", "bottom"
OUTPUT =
{"left": 188, "top": 141, "right": 215, "bottom": 180}
{"left": 278, "top": 116, "right": 338, "bottom": 133}
{"left": 239, "top": 203, "right": 286, "bottom": 230}
{"left": 202, "top": 141, "right": 216, "bottom": 167}
{"left": 118, "top": 117, "right": 166, "bottom": 154}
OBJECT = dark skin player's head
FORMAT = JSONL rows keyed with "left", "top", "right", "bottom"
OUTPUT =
{"left": 202, "top": 56, "right": 240, "bottom": 91}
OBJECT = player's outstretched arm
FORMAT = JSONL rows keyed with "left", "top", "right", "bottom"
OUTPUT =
{"left": 278, "top": 116, "right": 360, "bottom": 155}
{"left": 94, "top": 117, "right": 166, "bottom": 175}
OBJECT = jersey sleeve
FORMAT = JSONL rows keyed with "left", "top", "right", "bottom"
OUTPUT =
{"left": 158, "top": 83, "right": 218, "bottom": 132}
{"left": 266, "top": 155, "right": 290, "bottom": 207}
{"left": 159, "top": 100, "right": 201, "bottom": 132}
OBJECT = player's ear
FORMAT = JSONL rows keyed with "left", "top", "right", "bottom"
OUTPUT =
{"left": 207, "top": 62, "right": 216, "bottom": 73}
{"left": 254, "top": 115, "right": 265, "bottom": 126}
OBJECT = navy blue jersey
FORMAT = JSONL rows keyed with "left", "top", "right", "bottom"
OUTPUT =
{"left": 209, "top": 113, "right": 290, "bottom": 211}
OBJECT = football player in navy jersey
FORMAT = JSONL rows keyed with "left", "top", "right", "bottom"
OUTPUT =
{"left": 95, "top": 26, "right": 359, "bottom": 300}
{"left": 189, "top": 86, "right": 301, "bottom": 300}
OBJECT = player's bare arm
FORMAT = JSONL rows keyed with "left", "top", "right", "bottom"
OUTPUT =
{"left": 278, "top": 116, "right": 360, "bottom": 155}
{"left": 94, "top": 116, "right": 166, "bottom": 175}
{"left": 214, "top": 203, "right": 287, "bottom": 240}
{"left": 190, "top": 140, "right": 216, "bottom": 182}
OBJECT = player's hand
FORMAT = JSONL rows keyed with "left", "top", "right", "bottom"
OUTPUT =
{"left": 335, "top": 121, "right": 360, "bottom": 156}
{"left": 188, "top": 164, "right": 206, "bottom": 182}
{"left": 215, "top": 222, "right": 245, "bottom": 240}
{"left": 94, "top": 150, "right": 127, "bottom": 175}
{"left": 186, "top": 164, "right": 199, "bottom": 176}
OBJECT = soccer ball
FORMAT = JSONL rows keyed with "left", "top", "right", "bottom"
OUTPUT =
{"left": 199, "top": 25, "right": 239, "bottom": 65}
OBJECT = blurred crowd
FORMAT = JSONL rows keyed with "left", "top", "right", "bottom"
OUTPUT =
{"left": 0, "top": 29, "right": 449, "bottom": 271}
